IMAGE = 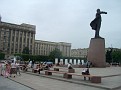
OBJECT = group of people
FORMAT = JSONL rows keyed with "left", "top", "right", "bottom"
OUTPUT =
{"left": 67, "top": 62, "right": 90, "bottom": 80}
{"left": 67, "top": 62, "right": 90, "bottom": 74}
{"left": 33, "top": 62, "right": 53, "bottom": 74}
{"left": 0, "top": 60, "right": 21, "bottom": 78}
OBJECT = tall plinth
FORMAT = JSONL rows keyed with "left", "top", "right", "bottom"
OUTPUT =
{"left": 87, "top": 38, "right": 106, "bottom": 67}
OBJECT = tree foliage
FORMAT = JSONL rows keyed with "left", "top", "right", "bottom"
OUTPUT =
{"left": 22, "top": 47, "right": 30, "bottom": 54}
{"left": 106, "top": 48, "right": 113, "bottom": 63}
{"left": 112, "top": 50, "right": 121, "bottom": 63}
{"left": 0, "top": 52, "right": 5, "bottom": 60}
{"left": 49, "top": 48, "right": 62, "bottom": 62}
{"left": 106, "top": 48, "right": 121, "bottom": 63}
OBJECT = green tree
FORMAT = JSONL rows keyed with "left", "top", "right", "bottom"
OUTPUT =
{"left": 0, "top": 52, "right": 5, "bottom": 60}
{"left": 21, "top": 54, "right": 30, "bottom": 61}
{"left": 22, "top": 47, "right": 30, "bottom": 54}
{"left": 49, "top": 48, "right": 62, "bottom": 62}
{"left": 106, "top": 48, "right": 113, "bottom": 63}
{"left": 112, "top": 50, "right": 121, "bottom": 63}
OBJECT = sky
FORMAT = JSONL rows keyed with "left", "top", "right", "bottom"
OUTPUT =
{"left": 0, "top": 0, "right": 121, "bottom": 49}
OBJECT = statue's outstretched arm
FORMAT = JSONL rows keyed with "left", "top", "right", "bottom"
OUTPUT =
{"left": 100, "top": 11, "right": 107, "bottom": 14}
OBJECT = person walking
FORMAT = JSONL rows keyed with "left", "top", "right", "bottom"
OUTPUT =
{"left": 15, "top": 60, "right": 21, "bottom": 75}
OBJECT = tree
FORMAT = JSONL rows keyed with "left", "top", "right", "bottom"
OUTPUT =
{"left": 0, "top": 52, "right": 5, "bottom": 60}
{"left": 106, "top": 48, "right": 113, "bottom": 63}
{"left": 22, "top": 47, "right": 30, "bottom": 54}
{"left": 112, "top": 50, "right": 121, "bottom": 63}
{"left": 49, "top": 48, "right": 62, "bottom": 62}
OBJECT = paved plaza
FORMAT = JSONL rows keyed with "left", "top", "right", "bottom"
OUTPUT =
{"left": 0, "top": 66, "right": 121, "bottom": 90}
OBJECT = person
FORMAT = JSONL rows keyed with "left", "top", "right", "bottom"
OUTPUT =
{"left": 28, "top": 60, "right": 32, "bottom": 68}
{"left": 22, "top": 61, "right": 28, "bottom": 72}
{"left": 31, "top": 60, "right": 35, "bottom": 68}
{"left": 10, "top": 60, "right": 17, "bottom": 77}
{"left": 82, "top": 68, "right": 90, "bottom": 80}
{"left": 43, "top": 63, "right": 49, "bottom": 70}
{"left": 67, "top": 63, "right": 73, "bottom": 69}
{"left": 90, "top": 9, "right": 107, "bottom": 38}
{"left": 5, "top": 61, "right": 11, "bottom": 78}
{"left": 0, "top": 61, "right": 6, "bottom": 76}
{"left": 86, "top": 61, "right": 92, "bottom": 68}
{"left": 15, "top": 60, "right": 21, "bottom": 75}
{"left": 36, "top": 64, "right": 42, "bottom": 74}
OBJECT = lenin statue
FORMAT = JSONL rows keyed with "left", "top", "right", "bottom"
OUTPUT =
{"left": 90, "top": 9, "right": 107, "bottom": 38}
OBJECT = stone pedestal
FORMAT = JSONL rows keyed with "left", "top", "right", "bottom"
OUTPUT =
{"left": 45, "top": 71, "right": 52, "bottom": 75}
{"left": 91, "top": 76, "right": 101, "bottom": 83}
{"left": 63, "top": 73, "right": 72, "bottom": 79}
{"left": 87, "top": 38, "right": 106, "bottom": 67}
{"left": 54, "top": 68, "right": 59, "bottom": 71}
{"left": 68, "top": 69, "right": 75, "bottom": 73}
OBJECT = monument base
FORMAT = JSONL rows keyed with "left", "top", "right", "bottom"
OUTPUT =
{"left": 87, "top": 38, "right": 106, "bottom": 67}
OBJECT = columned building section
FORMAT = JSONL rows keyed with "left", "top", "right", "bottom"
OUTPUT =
{"left": 71, "top": 48, "right": 88, "bottom": 58}
{"left": 35, "top": 40, "right": 71, "bottom": 57}
{"left": 57, "top": 42, "right": 71, "bottom": 57}
{"left": 0, "top": 22, "right": 36, "bottom": 57}
{"left": 0, "top": 20, "right": 71, "bottom": 58}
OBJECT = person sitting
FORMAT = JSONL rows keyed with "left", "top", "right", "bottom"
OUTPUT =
{"left": 67, "top": 63, "right": 73, "bottom": 69}
{"left": 82, "top": 68, "right": 90, "bottom": 80}
{"left": 36, "top": 64, "right": 43, "bottom": 74}
{"left": 42, "top": 63, "right": 49, "bottom": 70}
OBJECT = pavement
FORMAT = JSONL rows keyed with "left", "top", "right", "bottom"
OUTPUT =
{"left": 0, "top": 76, "right": 32, "bottom": 90}
{"left": 0, "top": 66, "right": 121, "bottom": 90}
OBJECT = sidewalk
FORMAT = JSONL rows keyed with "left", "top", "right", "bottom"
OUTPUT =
{"left": 0, "top": 76, "right": 32, "bottom": 90}
{"left": 8, "top": 66, "right": 121, "bottom": 90}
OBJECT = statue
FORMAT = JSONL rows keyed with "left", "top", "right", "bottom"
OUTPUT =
{"left": 90, "top": 9, "right": 107, "bottom": 38}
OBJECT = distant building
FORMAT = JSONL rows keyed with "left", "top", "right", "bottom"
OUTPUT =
{"left": 71, "top": 48, "right": 88, "bottom": 58}
{"left": 71, "top": 48, "right": 121, "bottom": 58}
{"left": 35, "top": 40, "right": 71, "bottom": 57}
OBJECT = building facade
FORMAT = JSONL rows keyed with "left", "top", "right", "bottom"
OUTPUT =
{"left": 71, "top": 48, "right": 88, "bottom": 58}
{"left": 35, "top": 40, "right": 71, "bottom": 57}
{"left": 0, "top": 21, "right": 36, "bottom": 57}
{"left": 0, "top": 19, "right": 71, "bottom": 57}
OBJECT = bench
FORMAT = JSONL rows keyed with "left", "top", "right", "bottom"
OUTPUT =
{"left": 54, "top": 68, "right": 75, "bottom": 73}
{"left": 45, "top": 70, "right": 101, "bottom": 83}
{"left": 64, "top": 73, "right": 101, "bottom": 83}
{"left": 32, "top": 68, "right": 38, "bottom": 73}
{"left": 45, "top": 70, "right": 67, "bottom": 78}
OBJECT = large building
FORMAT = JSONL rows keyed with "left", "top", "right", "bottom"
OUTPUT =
{"left": 0, "top": 21, "right": 36, "bottom": 57}
{"left": 0, "top": 18, "right": 71, "bottom": 57}
{"left": 35, "top": 40, "right": 71, "bottom": 57}
{"left": 71, "top": 48, "right": 88, "bottom": 58}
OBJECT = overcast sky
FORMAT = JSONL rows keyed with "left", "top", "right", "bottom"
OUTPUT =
{"left": 0, "top": 0, "right": 121, "bottom": 49}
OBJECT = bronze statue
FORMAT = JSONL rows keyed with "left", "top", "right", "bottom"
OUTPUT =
{"left": 90, "top": 9, "right": 107, "bottom": 38}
